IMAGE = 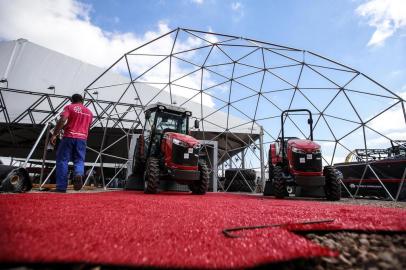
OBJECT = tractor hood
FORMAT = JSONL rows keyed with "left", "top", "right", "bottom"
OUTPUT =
{"left": 165, "top": 132, "right": 199, "bottom": 147}
{"left": 288, "top": 139, "right": 320, "bottom": 151}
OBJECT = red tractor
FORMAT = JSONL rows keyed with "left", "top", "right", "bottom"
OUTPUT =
{"left": 130, "top": 102, "right": 209, "bottom": 194}
{"left": 265, "top": 109, "right": 341, "bottom": 200}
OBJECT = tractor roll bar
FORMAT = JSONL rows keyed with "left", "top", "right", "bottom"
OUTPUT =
{"left": 280, "top": 109, "right": 314, "bottom": 160}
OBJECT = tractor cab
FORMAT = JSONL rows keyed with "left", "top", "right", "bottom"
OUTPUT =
{"left": 142, "top": 103, "right": 192, "bottom": 157}
{"left": 130, "top": 102, "right": 209, "bottom": 194}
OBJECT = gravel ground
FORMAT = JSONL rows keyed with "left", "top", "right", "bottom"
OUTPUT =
{"left": 319, "top": 197, "right": 406, "bottom": 209}
{"left": 254, "top": 232, "right": 406, "bottom": 270}
{"left": 305, "top": 232, "right": 406, "bottom": 270}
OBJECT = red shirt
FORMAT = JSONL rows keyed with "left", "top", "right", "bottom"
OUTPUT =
{"left": 60, "top": 103, "right": 93, "bottom": 140}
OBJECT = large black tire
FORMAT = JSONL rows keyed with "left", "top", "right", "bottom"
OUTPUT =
{"left": 190, "top": 160, "right": 209, "bottom": 195}
{"left": 272, "top": 165, "right": 287, "bottom": 199}
{"left": 132, "top": 137, "right": 145, "bottom": 177}
{"left": 144, "top": 157, "right": 160, "bottom": 194}
{"left": 324, "top": 166, "right": 341, "bottom": 201}
{"left": 0, "top": 167, "right": 32, "bottom": 193}
{"left": 224, "top": 169, "right": 256, "bottom": 192}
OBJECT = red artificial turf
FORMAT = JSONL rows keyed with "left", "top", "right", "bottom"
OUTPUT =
{"left": 0, "top": 192, "right": 405, "bottom": 269}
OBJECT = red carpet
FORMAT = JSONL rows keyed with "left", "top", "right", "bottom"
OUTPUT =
{"left": 0, "top": 192, "right": 405, "bottom": 269}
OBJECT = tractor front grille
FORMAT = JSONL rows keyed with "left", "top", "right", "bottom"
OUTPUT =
{"left": 292, "top": 152, "right": 322, "bottom": 172}
{"left": 172, "top": 144, "right": 199, "bottom": 166}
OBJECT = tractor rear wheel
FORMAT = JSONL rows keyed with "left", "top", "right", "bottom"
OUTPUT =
{"left": 272, "top": 165, "right": 288, "bottom": 198}
{"left": 0, "top": 167, "right": 32, "bottom": 193}
{"left": 144, "top": 157, "right": 160, "bottom": 194}
{"left": 324, "top": 166, "right": 341, "bottom": 201}
{"left": 190, "top": 160, "right": 209, "bottom": 195}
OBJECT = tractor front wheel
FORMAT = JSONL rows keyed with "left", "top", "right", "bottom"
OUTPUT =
{"left": 324, "top": 166, "right": 341, "bottom": 201}
{"left": 144, "top": 157, "right": 160, "bottom": 194}
{"left": 190, "top": 160, "right": 209, "bottom": 195}
{"left": 272, "top": 165, "right": 288, "bottom": 199}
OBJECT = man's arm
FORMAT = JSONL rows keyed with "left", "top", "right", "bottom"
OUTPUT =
{"left": 50, "top": 116, "right": 67, "bottom": 145}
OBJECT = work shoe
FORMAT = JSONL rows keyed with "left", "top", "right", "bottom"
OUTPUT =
{"left": 48, "top": 189, "right": 66, "bottom": 193}
{"left": 73, "top": 175, "right": 83, "bottom": 191}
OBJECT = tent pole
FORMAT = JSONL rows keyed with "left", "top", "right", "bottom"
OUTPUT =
{"left": 259, "top": 125, "right": 265, "bottom": 192}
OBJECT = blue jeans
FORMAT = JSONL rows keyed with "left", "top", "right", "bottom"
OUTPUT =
{"left": 56, "top": 137, "right": 87, "bottom": 191}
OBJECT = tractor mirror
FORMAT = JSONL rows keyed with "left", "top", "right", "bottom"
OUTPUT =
{"left": 194, "top": 119, "right": 199, "bottom": 129}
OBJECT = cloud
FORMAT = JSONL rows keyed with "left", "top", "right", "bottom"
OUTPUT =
{"left": 389, "top": 69, "right": 405, "bottom": 77}
{"left": 191, "top": 0, "right": 204, "bottom": 4}
{"left": 366, "top": 131, "right": 405, "bottom": 147}
{"left": 204, "top": 27, "right": 219, "bottom": 43}
{"left": 368, "top": 104, "right": 405, "bottom": 133}
{"left": 231, "top": 2, "right": 241, "bottom": 11}
{"left": 356, "top": 0, "right": 406, "bottom": 46}
{"left": 0, "top": 0, "right": 166, "bottom": 68}
{"left": 0, "top": 0, "right": 216, "bottom": 106}
{"left": 231, "top": 2, "right": 244, "bottom": 21}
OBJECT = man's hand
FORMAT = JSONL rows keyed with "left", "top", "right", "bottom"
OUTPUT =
{"left": 50, "top": 135, "right": 58, "bottom": 146}
{"left": 51, "top": 115, "right": 67, "bottom": 146}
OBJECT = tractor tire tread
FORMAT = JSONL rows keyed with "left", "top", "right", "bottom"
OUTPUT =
{"left": 224, "top": 168, "right": 256, "bottom": 192}
{"left": 190, "top": 160, "right": 209, "bottom": 195}
{"left": 324, "top": 166, "right": 341, "bottom": 201}
{"left": 144, "top": 157, "right": 159, "bottom": 194}
{"left": 272, "top": 165, "right": 287, "bottom": 199}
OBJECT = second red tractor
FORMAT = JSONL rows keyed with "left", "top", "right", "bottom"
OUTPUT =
{"left": 265, "top": 109, "right": 341, "bottom": 201}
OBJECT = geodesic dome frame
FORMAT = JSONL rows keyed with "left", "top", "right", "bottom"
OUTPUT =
{"left": 78, "top": 28, "right": 405, "bottom": 198}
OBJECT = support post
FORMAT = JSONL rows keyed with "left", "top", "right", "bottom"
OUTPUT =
{"left": 39, "top": 123, "right": 51, "bottom": 186}
{"left": 23, "top": 123, "right": 49, "bottom": 168}
{"left": 212, "top": 141, "right": 218, "bottom": 192}
{"left": 241, "top": 150, "right": 245, "bottom": 169}
{"left": 259, "top": 125, "right": 265, "bottom": 192}
{"left": 395, "top": 168, "right": 406, "bottom": 201}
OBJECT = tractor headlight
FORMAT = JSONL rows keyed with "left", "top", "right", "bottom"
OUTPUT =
{"left": 173, "top": 138, "right": 188, "bottom": 147}
{"left": 292, "top": 147, "right": 306, "bottom": 154}
{"left": 194, "top": 143, "right": 201, "bottom": 150}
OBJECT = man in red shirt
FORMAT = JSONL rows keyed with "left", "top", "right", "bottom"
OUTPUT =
{"left": 50, "top": 94, "right": 93, "bottom": 192}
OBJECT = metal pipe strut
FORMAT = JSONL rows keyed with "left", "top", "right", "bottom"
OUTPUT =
{"left": 222, "top": 219, "right": 335, "bottom": 238}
